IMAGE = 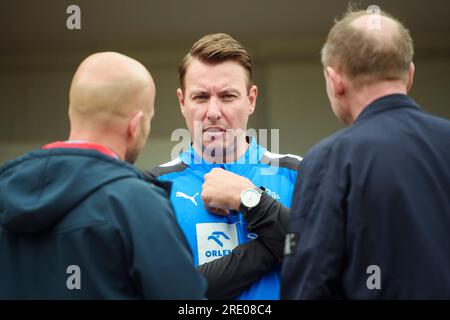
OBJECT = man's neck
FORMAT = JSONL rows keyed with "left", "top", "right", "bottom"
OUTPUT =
{"left": 349, "top": 81, "right": 408, "bottom": 123}
{"left": 68, "top": 132, "right": 124, "bottom": 160}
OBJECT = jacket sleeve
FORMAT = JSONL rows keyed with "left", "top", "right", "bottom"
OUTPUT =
{"left": 199, "top": 193, "right": 290, "bottom": 299}
{"left": 112, "top": 180, "right": 207, "bottom": 299}
{"left": 198, "top": 237, "right": 278, "bottom": 300}
{"left": 281, "top": 145, "right": 346, "bottom": 299}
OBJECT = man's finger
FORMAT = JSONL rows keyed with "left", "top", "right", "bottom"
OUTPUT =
{"left": 205, "top": 204, "right": 230, "bottom": 216}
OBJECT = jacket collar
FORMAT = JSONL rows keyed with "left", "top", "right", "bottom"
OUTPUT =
{"left": 180, "top": 136, "right": 266, "bottom": 173}
{"left": 355, "top": 94, "right": 420, "bottom": 123}
{"left": 42, "top": 141, "right": 119, "bottom": 159}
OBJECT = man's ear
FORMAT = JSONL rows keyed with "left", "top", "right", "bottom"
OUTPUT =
{"left": 128, "top": 110, "right": 144, "bottom": 141}
{"left": 326, "top": 66, "right": 344, "bottom": 98}
{"left": 407, "top": 62, "right": 415, "bottom": 91}
{"left": 177, "top": 88, "right": 186, "bottom": 117}
{"left": 248, "top": 85, "right": 258, "bottom": 115}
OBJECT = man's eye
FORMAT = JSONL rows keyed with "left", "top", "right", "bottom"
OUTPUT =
{"left": 193, "top": 95, "right": 208, "bottom": 101}
{"left": 222, "top": 94, "right": 237, "bottom": 101}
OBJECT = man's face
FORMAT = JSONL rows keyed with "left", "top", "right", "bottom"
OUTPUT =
{"left": 177, "top": 59, "right": 257, "bottom": 158}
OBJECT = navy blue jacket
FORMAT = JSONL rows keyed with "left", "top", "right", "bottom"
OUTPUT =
{"left": 282, "top": 94, "right": 450, "bottom": 299}
{"left": 0, "top": 147, "right": 206, "bottom": 299}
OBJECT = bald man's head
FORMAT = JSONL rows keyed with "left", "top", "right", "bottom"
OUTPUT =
{"left": 69, "top": 52, "right": 155, "bottom": 126}
{"left": 321, "top": 9, "right": 414, "bottom": 88}
{"left": 68, "top": 52, "right": 156, "bottom": 164}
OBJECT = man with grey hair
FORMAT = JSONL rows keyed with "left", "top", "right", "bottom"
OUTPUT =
{"left": 281, "top": 9, "right": 450, "bottom": 299}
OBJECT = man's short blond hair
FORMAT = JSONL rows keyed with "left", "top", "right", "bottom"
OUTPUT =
{"left": 321, "top": 9, "right": 414, "bottom": 88}
{"left": 178, "top": 33, "right": 253, "bottom": 91}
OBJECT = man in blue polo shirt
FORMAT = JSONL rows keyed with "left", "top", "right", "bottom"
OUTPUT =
{"left": 150, "top": 33, "right": 300, "bottom": 299}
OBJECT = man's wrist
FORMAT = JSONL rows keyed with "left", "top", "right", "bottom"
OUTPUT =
{"left": 230, "top": 181, "right": 256, "bottom": 211}
{"left": 239, "top": 186, "right": 265, "bottom": 214}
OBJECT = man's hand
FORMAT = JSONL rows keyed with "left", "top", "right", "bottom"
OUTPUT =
{"left": 202, "top": 168, "right": 255, "bottom": 215}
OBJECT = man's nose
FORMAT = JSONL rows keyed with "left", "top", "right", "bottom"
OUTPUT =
{"left": 206, "top": 97, "right": 222, "bottom": 122}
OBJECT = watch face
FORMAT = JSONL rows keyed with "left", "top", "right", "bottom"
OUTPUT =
{"left": 241, "top": 189, "right": 261, "bottom": 208}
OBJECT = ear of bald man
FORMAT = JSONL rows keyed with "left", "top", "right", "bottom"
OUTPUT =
{"left": 125, "top": 110, "right": 147, "bottom": 164}
{"left": 128, "top": 111, "right": 145, "bottom": 140}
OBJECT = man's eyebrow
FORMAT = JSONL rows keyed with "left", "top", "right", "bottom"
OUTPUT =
{"left": 220, "top": 88, "right": 241, "bottom": 96}
{"left": 189, "top": 90, "right": 209, "bottom": 97}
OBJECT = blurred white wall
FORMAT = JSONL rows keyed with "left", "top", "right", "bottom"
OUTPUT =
{"left": 1, "top": 47, "right": 450, "bottom": 169}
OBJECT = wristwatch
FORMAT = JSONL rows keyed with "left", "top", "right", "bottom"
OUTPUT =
{"left": 239, "top": 187, "right": 265, "bottom": 213}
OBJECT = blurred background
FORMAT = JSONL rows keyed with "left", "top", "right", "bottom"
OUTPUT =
{"left": 1, "top": 0, "right": 449, "bottom": 169}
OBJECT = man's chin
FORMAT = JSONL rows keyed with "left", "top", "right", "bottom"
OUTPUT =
{"left": 200, "top": 140, "right": 228, "bottom": 157}
{"left": 124, "top": 156, "right": 137, "bottom": 165}
{"left": 125, "top": 148, "right": 140, "bottom": 164}
{"left": 202, "top": 139, "right": 223, "bottom": 150}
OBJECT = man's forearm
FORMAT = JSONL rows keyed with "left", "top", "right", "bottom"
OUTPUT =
{"left": 198, "top": 238, "right": 278, "bottom": 300}
{"left": 243, "top": 192, "right": 290, "bottom": 262}
{"left": 199, "top": 194, "right": 290, "bottom": 299}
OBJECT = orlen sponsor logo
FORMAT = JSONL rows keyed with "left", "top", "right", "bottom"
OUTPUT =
{"left": 205, "top": 249, "right": 232, "bottom": 258}
{"left": 196, "top": 223, "right": 239, "bottom": 264}
{"left": 205, "top": 231, "right": 232, "bottom": 258}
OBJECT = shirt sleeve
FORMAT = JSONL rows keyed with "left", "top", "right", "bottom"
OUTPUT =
{"left": 198, "top": 237, "right": 278, "bottom": 299}
{"left": 243, "top": 192, "right": 290, "bottom": 263}
{"left": 198, "top": 193, "right": 290, "bottom": 299}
